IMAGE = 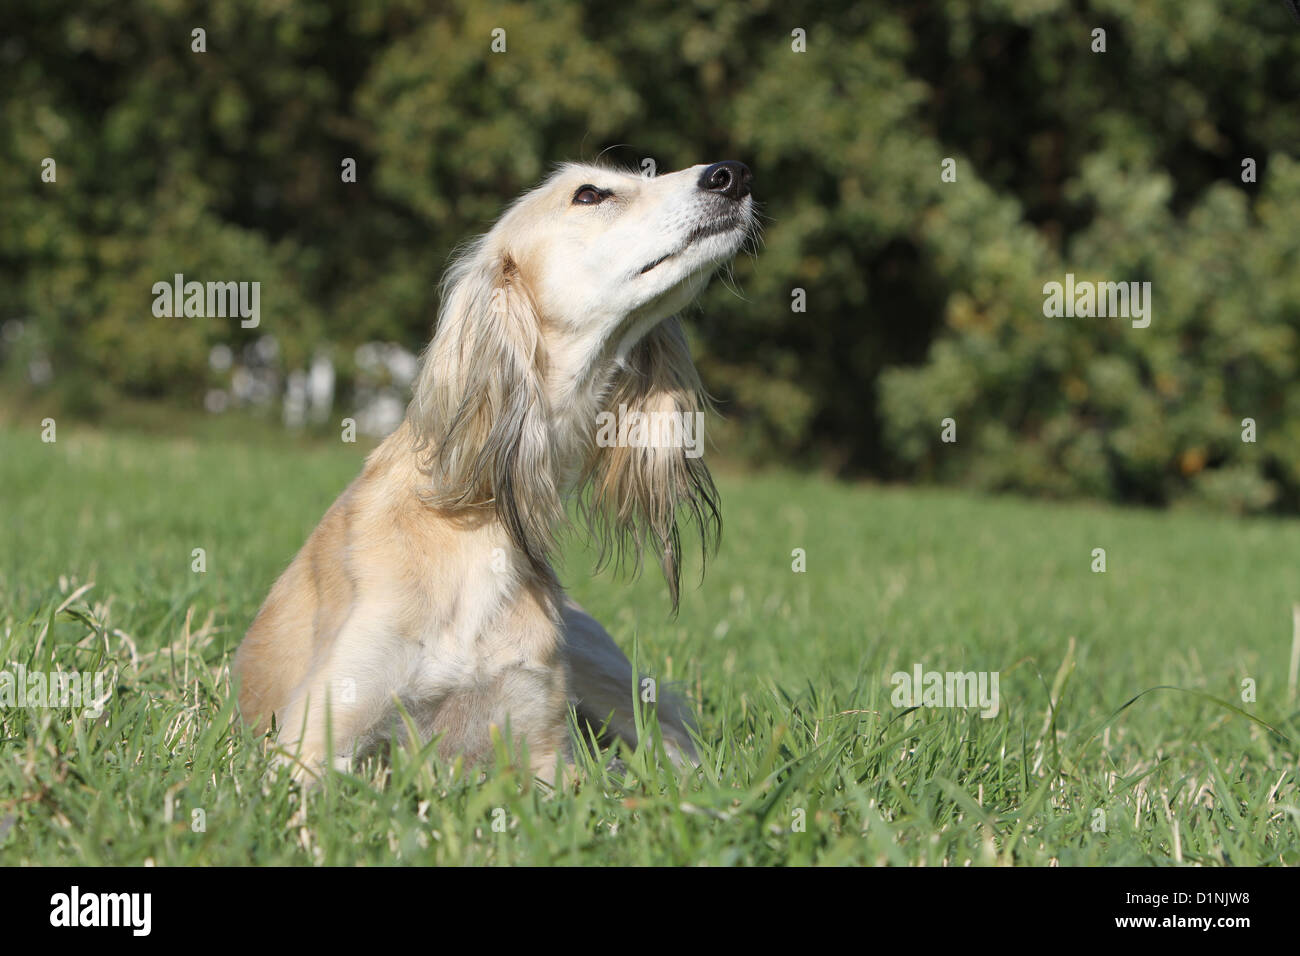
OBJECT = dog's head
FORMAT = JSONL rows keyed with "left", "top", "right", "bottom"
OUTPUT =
{"left": 410, "top": 161, "right": 755, "bottom": 602}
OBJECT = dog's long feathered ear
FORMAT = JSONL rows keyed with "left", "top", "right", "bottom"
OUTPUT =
{"left": 580, "top": 317, "right": 721, "bottom": 610}
{"left": 409, "top": 244, "right": 559, "bottom": 577}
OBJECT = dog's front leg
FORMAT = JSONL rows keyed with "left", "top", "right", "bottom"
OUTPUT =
{"left": 424, "top": 663, "right": 572, "bottom": 785}
{"left": 274, "top": 608, "right": 410, "bottom": 782}
{"left": 422, "top": 598, "right": 572, "bottom": 784}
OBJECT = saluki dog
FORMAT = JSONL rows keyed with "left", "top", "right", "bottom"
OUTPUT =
{"left": 232, "top": 160, "right": 755, "bottom": 781}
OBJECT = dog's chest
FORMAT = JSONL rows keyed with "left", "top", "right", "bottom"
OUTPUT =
{"left": 404, "top": 558, "right": 560, "bottom": 699}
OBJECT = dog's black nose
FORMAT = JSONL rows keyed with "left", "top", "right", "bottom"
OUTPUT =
{"left": 698, "top": 160, "right": 752, "bottom": 200}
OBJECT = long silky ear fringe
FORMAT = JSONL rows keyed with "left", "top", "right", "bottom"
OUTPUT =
{"left": 408, "top": 246, "right": 561, "bottom": 581}
{"left": 577, "top": 318, "right": 721, "bottom": 610}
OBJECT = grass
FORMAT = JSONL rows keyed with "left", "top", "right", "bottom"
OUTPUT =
{"left": 1, "top": 421, "right": 1298, "bottom": 866}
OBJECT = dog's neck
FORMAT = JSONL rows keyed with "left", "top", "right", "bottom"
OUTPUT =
{"left": 388, "top": 348, "right": 618, "bottom": 516}
{"left": 547, "top": 351, "right": 628, "bottom": 497}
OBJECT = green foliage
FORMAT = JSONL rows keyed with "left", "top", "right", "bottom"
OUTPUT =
{"left": 882, "top": 153, "right": 1300, "bottom": 514}
{"left": 3, "top": 0, "right": 1299, "bottom": 510}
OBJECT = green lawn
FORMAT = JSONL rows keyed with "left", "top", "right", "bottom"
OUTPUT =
{"left": 1, "top": 423, "right": 1297, "bottom": 865}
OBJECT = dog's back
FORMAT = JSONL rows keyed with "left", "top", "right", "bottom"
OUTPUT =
{"left": 233, "top": 481, "right": 359, "bottom": 732}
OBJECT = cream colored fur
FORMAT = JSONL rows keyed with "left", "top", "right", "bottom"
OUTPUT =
{"left": 232, "top": 161, "right": 753, "bottom": 781}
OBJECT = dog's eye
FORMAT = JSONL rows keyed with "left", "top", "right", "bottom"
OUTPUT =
{"left": 572, "top": 185, "right": 608, "bottom": 205}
